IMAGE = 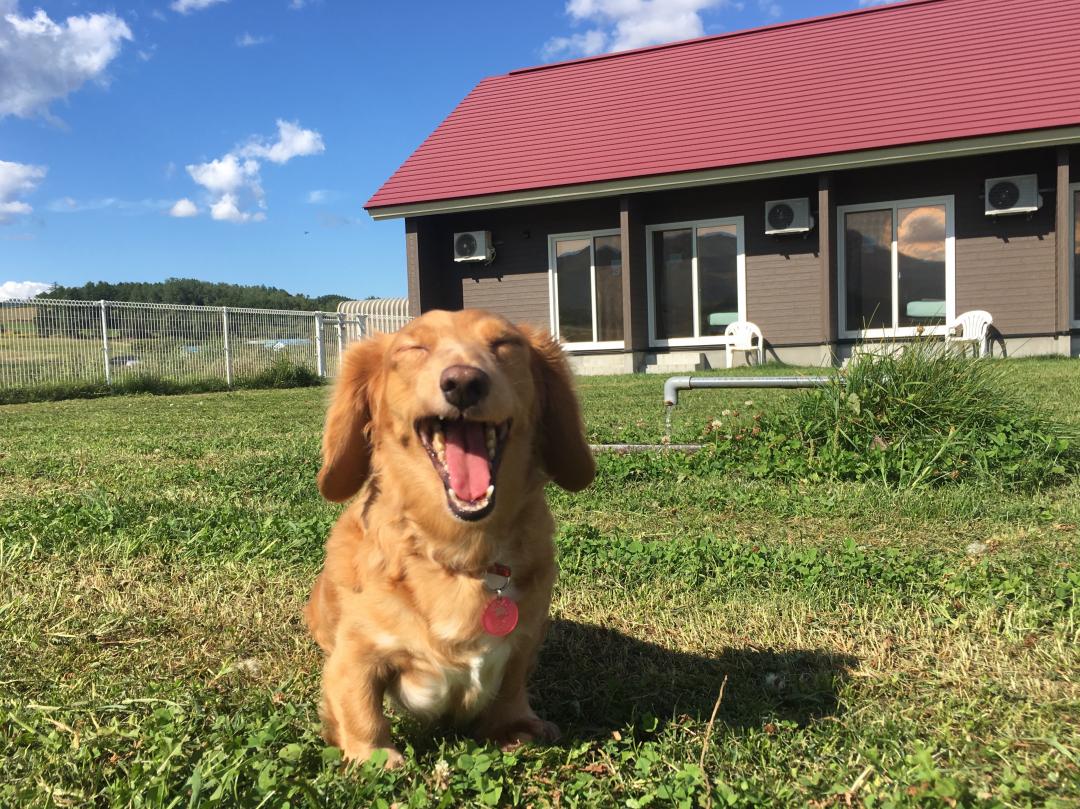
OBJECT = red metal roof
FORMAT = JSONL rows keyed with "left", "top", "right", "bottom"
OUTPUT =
{"left": 367, "top": 0, "right": 1080, "bottom": 211}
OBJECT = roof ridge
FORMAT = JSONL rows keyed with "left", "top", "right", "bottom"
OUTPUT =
{"left": 510, "top": 0, "right": 947, "bottom": 77}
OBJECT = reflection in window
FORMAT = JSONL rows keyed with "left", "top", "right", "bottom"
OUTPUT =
{"left": 651, "top": 223, "right": 742, "bottom": 341}
{"left": 843, "top": 201, "right": 949, "bottom": 333}
{"left": 553, "top": 233, "right": 624, "bottom": 344}
{"left": 1074, "top": 191, "right": 1080, "bottom": 322}
{"left": 555, "top": 238, "right": 592, "bottom": 343}
{"left": 594, "top": 235, "right": 624, "bottom": 342}
{"left": 844, "top": 209, "right": 893, "bottom": 331}
{"left": 897, "top": 205, "right": 946, "bottom": 327}
{"left": 653, "top": 228, "right": 693, "bottom": 339}
{"left": 696, "top": 225, "right": 739, "bottom": 336}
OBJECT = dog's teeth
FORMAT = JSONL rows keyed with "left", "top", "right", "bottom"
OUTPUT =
{"left": 432, "top": 431, "right": 444, "bottom": 452}
{"left": 436, "top": 448, "right": 446, "bottom": 466}
{"left": 485, "top": 485, "right": 494, "bottom": 497}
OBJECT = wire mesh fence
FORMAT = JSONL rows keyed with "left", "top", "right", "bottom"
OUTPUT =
{"left": 0, "top": 299, "right": 412, "bottom": 394}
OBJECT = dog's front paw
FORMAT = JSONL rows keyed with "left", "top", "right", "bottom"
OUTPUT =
{"left": 342, "top": 745, "right": 406, "bottom": 769}
{"left": 485, "top": 717, "right": 561, "bottom": 751}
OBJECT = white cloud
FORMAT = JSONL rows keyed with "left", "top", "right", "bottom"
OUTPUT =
{"left": 210, "top": 193, "right": 265, "bottom": 223}
{"left": 0, "top": 159, "right": 46, "bottom": 223}
{"left": 187, "top": 154, "right": 263, "bottom": 198}
{"left": 171, "top": 0, "right": 227, "bottom": 14}
{"left": 0, "top": 3, "right": 132, "bottom": 120}
{"left": 542, "top": 29, "right": 608, "bottom": 60}
{"left": 239, "top": 120, "right": 325, "bottom": 164}
{"left": 236, "top": 32, "right": 270, "bottom": 47}
{"left": 180, "top": 120, "right": 323, "bottom": 224}
{"left": 758, "top": 0, "right": 781, "bottom": 18}
{"left": 0, "top": 280, "right": 52, "bottom": 300}
{"left": 544, "top": 0, "right": 730, "bottom": 59}
{"left": 306, "top": 189, "right": 329, "bottom": 204}
{"left": 47, "top": 196, "right": 172, "bottom": 214}
{"left": 169, "top": 198, "right": 198, "bottom": 217}
{"left": 858, "top": 0, "right": 899, "bottom": 5}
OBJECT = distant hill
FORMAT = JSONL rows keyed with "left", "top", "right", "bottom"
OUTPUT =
{"left": 42, "top": 278, "right": 349, "bottom": 312}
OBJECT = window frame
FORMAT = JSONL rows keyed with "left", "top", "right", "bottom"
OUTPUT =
{"left": 547, "top": 229, "right": 626, "bottom": 351}
{"left": 645, "top": 216, "right": 747, "bottom": 348}
{"left": 1071, "top": 182, "right": 1080, "bottom": 329}
{"left": 836, "top": 195, "right": 956, "bottom": 340}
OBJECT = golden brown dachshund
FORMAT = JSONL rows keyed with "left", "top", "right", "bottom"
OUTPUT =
{"left": 305, "top": 309, "right": 594, "bottom": 765}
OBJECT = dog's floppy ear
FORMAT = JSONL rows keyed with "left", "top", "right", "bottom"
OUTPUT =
{"left": 317, "top": 333, "right": 388, "bottom": 502}
{"left": 519, "top": 325, "right": 595, "bottom": 492}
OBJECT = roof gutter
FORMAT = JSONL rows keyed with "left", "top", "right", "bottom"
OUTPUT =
{"left": 366, "top": 126, "right": 1080, "bottom": 221}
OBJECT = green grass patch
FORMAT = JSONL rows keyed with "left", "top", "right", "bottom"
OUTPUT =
{"left": 2, "top": 359, "right": 1079, "bottom": 806}
{"left": 0, "top": 359, "right": 324, "bottom": 405}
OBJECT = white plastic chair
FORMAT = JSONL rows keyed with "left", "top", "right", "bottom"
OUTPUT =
{"left": 724, "top": 320, "right": 765, "bottom": 368}
{"left": 946, "top": 310, "right": 993, "bottom": 358}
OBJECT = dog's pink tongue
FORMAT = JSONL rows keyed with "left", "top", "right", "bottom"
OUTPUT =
{"left": 444, "top": 420, "right": 491, "bottom": 502}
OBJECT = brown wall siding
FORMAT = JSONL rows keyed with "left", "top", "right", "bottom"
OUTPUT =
{"left": 412, "top": 146, "right": 1066, "bottom": 344}
{"left": 423, "top": 199, "right": 618, "bottom": 330}
{"left": 954, "top": 229, "right": 1056, "bottom": 335}
{"left": 745, "top": 252, "right": 823, "bottom": 345}
{"left": 461, "top": 271, "right": 550, "bottom": 329}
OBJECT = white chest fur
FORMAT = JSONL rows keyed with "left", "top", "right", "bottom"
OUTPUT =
{"left": 391, "top": 638, "right": 513, "bottom": 723}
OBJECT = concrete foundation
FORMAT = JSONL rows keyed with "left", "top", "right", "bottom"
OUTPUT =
{"left": 566, "top": 352, "right": 639, "bottom": 376}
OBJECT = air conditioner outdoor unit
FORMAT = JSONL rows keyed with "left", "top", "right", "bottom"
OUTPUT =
{"left": 453, "top": 231, "right": 494, "bottom": 263}
{"left": 984, "top": 175, "right": 1042, "bottom": 216}
{"left": 764, "top": 198, "right": 814, "bottom": 235}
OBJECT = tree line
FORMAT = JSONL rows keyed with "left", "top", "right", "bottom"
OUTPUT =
{"left": 42, "top": 278, "right": 349, "bottom": 312}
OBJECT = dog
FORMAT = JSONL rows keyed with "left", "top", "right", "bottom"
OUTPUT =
{"left": 304, "top": 308, "right": 595, "bottom": 766}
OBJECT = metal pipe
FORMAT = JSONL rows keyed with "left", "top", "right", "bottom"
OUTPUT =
{"left": 591, "top": 443, "right": 704, "bottom": 454}
{"left": 663, "top": 374, "right": 835, "bottom": 406}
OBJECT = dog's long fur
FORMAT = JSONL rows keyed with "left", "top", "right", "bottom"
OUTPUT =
{"left": 304, "top": 309, "right": 594, "bottom": 765}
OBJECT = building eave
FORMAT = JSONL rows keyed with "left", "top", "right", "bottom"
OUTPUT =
{"left": 366, "top": 126, "right": 1080, "bottom": 221}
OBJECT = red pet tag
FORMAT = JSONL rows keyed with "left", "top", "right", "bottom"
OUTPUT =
{"left": 482, "top": 563, "right": 518, "bottom": 636}
{"left": 482, "top": 596, "right": 519, "bottom": 636}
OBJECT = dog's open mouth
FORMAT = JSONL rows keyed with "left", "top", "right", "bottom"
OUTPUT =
{"left": 416, "top": 417, "right": 511, "bottom": 521}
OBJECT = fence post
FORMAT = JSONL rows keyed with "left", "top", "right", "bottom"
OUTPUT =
{"left": 314, "top": 313, "right": 325, "bottom": 378}
{"left": 337, "top": 312, "right": 346, "bottom": 368}
{"left": 99, "top": 299, "right": 112, "bottom": 386}
{"left": 222, "top": 307, "right": 232, "bottom": 388}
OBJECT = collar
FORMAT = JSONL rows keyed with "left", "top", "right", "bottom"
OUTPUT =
{"left": 483, "top": 563, "right": 511, "bottom": 593}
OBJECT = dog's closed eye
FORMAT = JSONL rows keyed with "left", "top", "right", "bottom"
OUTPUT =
{"left": 489, "top": 337, "right": 523, "bottom": 354}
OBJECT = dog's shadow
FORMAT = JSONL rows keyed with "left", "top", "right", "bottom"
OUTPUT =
{"left": 532, "top": 619, "right": 857, "bottom": 738}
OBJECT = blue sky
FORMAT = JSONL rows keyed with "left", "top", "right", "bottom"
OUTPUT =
{"left": 1, "top": 0, "right": 889, "bottom": 301}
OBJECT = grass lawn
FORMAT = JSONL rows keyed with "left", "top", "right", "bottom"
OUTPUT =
{"left": 2, "top": 358, "right": 1079, "bottom": 807}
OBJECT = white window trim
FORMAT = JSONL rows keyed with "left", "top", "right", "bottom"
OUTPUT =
{"left": 547, "top": 229, "right": 626, "bottom": 351}
{"left": 1071, "top": 182, "right": 1080, "bottom": 329}
{"left": 837, "top": 195, "right": 956, "bottom": 340}
{"left": 645, "top": 216, "right": 747, "bottom": 348}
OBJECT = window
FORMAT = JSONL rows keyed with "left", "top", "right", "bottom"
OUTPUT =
{"left": 1072, "top": 185, "right": 1080, "bottom": 328}
{"left": 838, "top": 197, "right": 955, "bottom": 338}
{"left": 646, "top": 217, "right": 745, "bottom": 346}
{"left": 548, "top": 231, "right": 624, "bottom": 348}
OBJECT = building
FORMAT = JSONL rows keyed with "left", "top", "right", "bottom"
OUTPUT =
{"left": 365, "top": 0, "right": 1080, "bottom": 373}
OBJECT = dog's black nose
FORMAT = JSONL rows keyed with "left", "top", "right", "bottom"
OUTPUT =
{"left": 440, "top": 365, "right": 491, "bottom": 410}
